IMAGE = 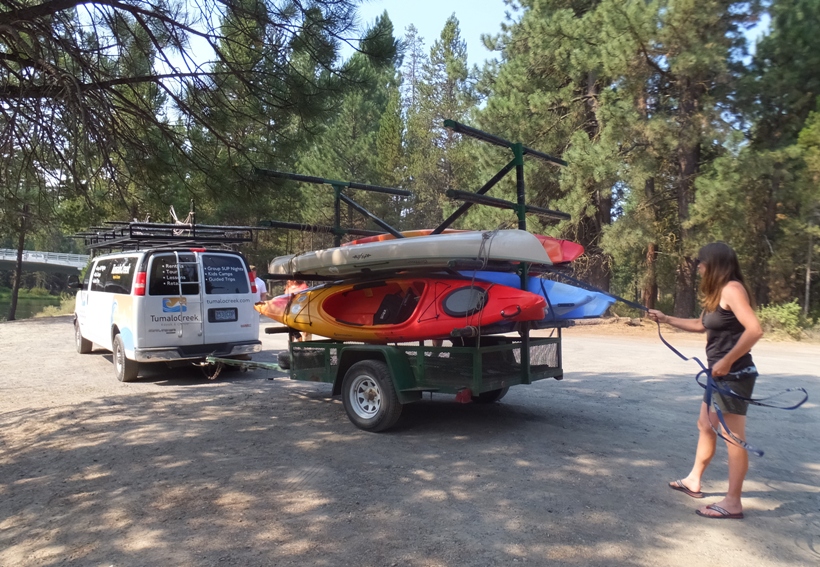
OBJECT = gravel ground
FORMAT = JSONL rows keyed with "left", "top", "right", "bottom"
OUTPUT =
{"left": 1, "top": 316, "right": 818, "bottom": 567}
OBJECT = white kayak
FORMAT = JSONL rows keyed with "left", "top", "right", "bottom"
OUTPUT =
{"left": 269, "top": 229, "right": 553, "bottom": 277}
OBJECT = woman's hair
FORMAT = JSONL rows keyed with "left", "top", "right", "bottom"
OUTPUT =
{"left": 698, "top": 242, "right": 754, "bottom": 311}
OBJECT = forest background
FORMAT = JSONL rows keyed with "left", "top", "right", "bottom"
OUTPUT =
{"left": 1, "top": 0, "right": 818, "bottom": 328}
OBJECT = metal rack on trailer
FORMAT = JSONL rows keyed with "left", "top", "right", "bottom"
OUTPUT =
{"left": 207, "top": 121, "right": 573, "bottom": 431}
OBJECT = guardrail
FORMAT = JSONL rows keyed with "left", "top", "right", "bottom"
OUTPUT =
{"left": 0, "top": 249, "right": 90, "bottom": 269}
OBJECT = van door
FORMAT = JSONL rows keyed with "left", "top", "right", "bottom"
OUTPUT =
{"left": 85, "top": 259, "right": 115, "bottom": 348}
{"left": 200, "top": 252, "right": 257, "bottom": 345}
{"left": 142, "top": 252, "right": 204, "bottom": 348}
{"left": 75, "top": 263, "right": 92, "bottom": 338}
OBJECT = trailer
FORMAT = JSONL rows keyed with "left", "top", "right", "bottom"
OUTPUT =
{"left": 226, "top": 120, "right": 571, "bottom": 431}
{"left": 208, "top": 325, "right": 565, "bottom": 431}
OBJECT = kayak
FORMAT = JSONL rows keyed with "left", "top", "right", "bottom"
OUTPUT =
{"left": 255, "top": 276, "right": 548, "bottom": 342}
{"left": 460, "top": 271, "right": 615, "bottom": 321}
{"left": 268, "top": 229, "right": 553, "bottom": 277}
{"left": 343, "top": 229, "right": 585, "bottom": 264}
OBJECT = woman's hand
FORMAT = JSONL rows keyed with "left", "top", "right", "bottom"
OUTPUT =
{"left": 647, "top": 309, "right": 667, "bottom": 324}
{"left": 711, "top": 357, "right": 731, "bottom": 377}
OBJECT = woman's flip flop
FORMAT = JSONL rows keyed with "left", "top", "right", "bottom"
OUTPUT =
{"left": 696, "top": 504, "right": 744, "bottom": 520}
{"left": 668, "top": 479, "right": 704, "bottom": 499}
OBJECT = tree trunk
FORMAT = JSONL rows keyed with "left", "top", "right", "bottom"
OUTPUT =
{"left": 643, "top": 242, "right": 658, "bottom": 309}
{"left": 673, "top": 80, "right": 700, "bottom": 317}
{"left": 642, "top": 177, "right": 658, "bottom": 309}
{"left": 806, "top": 225, "right": 813, "bottom": 318}
{"left": 572, "top": 75, "right": 611, "bottom": 291}
{"left": 8, "top": 205, "right": 28, "bottom": 321}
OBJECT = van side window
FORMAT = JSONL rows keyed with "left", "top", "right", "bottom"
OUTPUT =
{"left": 148, "top": 253, "right": 200, "bottom": 296}
{"left": 104, "top": 257, "right": 136, "bottom": 294}
{"left": 202, "top": 254, "right": 250, "bottom": 295}
{"left": 90, "top": 260, "right": 112, "bottom": 292}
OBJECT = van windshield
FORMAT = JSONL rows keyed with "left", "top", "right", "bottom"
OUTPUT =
{"left": 202, "top": 254, "right": 249, "bottom": 295}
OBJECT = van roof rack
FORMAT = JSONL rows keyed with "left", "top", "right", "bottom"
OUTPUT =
{"left": 73, "top": 221, "right": 257, "bottom": 252}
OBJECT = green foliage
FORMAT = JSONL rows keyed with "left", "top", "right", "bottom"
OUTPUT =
{"left": 757, "top": 300, "right": 814, "bottom": 339}
{"left": 403, "top": 16, "right": 480, "bottom": 228}
{"left": 35, "top": 294, "right": 76, "bottom": 318}
{"left": 24, "top": 287, "right": 52, "bottom": 298}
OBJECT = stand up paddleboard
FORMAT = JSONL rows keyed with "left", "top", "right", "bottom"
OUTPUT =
{"left": 343, "top": 229, "right": 585, "bottom": 264}
{"left": 255, "top": 276, "right": 547, "bottom": 343}
{"left": 269, "top": 229, "right": 553, "bottom": 278}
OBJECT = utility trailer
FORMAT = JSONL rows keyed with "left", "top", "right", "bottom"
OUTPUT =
{"left": 223, "top": 119, "right": 572, "bottom": 431}
{"left": 209, "top": 325, "right": 566, "bottom": 431}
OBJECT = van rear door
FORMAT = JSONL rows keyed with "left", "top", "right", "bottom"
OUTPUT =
{"left": 142, "top": 252, "right": 204, "bottom": 348}
{"left": 200, "top": 252, "right": 257, "bottom": 345}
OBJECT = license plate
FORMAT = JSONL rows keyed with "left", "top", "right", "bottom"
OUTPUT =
{"left": 208, "top": 308, "right": 238, "bottom": 323}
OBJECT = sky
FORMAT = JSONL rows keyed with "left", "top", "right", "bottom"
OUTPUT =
{"left": 350, "top": 0, "right": 512, "bottom": 66}
{"left": 348, "top": 1, "right": 771, "bottom": 65}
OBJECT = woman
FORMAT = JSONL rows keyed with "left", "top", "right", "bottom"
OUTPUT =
{"left": 648, "top": 242, "right": 763, "bottom": 520}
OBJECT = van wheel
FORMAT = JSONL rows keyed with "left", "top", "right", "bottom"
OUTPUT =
{"left": 113, "top": 334, "right": 139, "bottom": 382}
{"left": 341, "top": 360, "right": 402, "bottom": 432}
{"left": 74, "top": 320, "right": 92, "bottom": 354}
{"left": 472, "top": 387, "right": 509, "bottom": 404}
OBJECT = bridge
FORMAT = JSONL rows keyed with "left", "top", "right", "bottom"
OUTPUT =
{"left": 0, "top": 249, "right": 89, "bottom": 273}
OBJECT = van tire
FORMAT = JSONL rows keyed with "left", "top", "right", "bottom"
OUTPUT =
{"left": 74, "top": 320, "right": 92, "bottom": 354}
{"left": 341, "top": 360, "right": 402, "bottom": 432}
{"left": 113, "top": 334, "right": 139, "bottom": 382}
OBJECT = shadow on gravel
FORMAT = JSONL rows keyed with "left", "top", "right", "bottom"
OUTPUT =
{"left": 1, "top": 368, "right": 818, "bottom": 567}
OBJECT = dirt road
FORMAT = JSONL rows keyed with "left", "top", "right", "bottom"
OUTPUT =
{"left": 1, "top": 316, "right": 818, "bottom": 566}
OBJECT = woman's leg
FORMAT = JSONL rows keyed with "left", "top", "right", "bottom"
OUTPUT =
{"left": 697, "top": 412, "right": 747, "bottom": 516}
{"left": 677, "top": 402, "right": 718, "bottom": 493}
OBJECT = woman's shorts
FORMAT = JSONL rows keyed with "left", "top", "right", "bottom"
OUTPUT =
{"left": 703, "top": 366, "right": 758, "bottom": 416}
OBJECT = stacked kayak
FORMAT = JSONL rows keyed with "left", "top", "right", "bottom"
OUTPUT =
{"left": 459, "top": 271, "right": 615, "bottom": 323}
{"left": 343, "top": 229, "right": 585, "bottom": 264}
{"left": 268, "top": 229, "right": 552, "bottom": 277}
{"left": 263, "top": 227, "right": 615, "bottom": 341}
{"left": 255, "top": 276, "right": 547, "bottom": 343}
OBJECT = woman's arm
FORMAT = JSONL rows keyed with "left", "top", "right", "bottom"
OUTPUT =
{"left": 647, "top": 309, "right": 706, "bottom": 333}
{"left": 710, "top": 282, "right": 764, "bottom": 376}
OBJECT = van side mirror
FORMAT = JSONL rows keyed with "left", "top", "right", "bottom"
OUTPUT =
{"left": 67, "top": 275, "right": 82, "bottom": 290}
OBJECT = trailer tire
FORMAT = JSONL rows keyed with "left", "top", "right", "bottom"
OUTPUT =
{"left": 113, "top": 334, "right": 139, "bottom": 382}
{"left": 342, "top": 360, "right": 402, "bottom": 432}
{"left": 472, "top": 387, "right": 509, "bottom": 404}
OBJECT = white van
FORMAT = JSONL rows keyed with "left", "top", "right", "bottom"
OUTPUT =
{"left": 72, "top": 248, "right": 262, "bottom": 381}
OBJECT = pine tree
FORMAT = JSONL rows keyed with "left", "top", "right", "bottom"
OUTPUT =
{"left": 404, "top": 15, "right": 478, "bottom": 228}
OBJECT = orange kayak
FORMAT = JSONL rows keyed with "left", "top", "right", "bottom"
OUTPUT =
{"left": 343, "top": 229, "right": 584, "bottom": 263}
{"left": 255, "top": 276, "right": 547, "bottom": 343}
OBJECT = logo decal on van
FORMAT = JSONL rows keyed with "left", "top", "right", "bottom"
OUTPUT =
{"left": 162, "top": 297, "right": 187, "bottom": 313}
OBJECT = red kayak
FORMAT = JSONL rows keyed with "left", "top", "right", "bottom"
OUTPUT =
{"left": 255, "top": 276, "right": 547, "bottom": 342}
{"left": 343, "top": 229, "right": 584, "bottom": 263}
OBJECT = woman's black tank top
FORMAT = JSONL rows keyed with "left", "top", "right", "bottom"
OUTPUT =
{"left": 702, "top": 305, "right": 754, "bottom": 372}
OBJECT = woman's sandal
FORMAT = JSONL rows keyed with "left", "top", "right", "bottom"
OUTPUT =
{"left": 668, "top": 479, "right": 704, "bottom": 499}
{"left": 695, "top": 504, "right": 744, "bottom": 520}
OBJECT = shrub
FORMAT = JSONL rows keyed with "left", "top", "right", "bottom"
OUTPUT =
{"left": 35, "top": 294, "right": 75, "bottom": 317}
{"left": 24, "top": 287, "right": 52, "bottom": 298}
{"left": 756, "top": 300, "right": 812, "bottom": 340}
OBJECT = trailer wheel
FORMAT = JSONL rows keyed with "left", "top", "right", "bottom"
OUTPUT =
{"left": 74, "top": 320, "right": 92, "bottom": 354}
{"left": 342, "top": 360, "right": 402, "bottom": 432}
{"left": 113, "top": 334, "right": 139, "bottom": 382}
{"left": 472, "top": 387, "right": 509, "bottom": 404}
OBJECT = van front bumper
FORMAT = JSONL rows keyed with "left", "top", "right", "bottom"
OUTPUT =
{"left": 135, "top": 341, "right": 262, "bottom": 363}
